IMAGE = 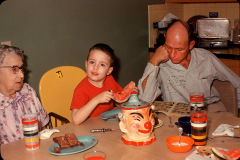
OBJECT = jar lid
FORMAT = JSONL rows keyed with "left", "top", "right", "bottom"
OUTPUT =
{"left": 190, "top": 95, "right": 204, "bottom": 102}
{"left": 120, "top": 93, "right": 149, "bottom": 110}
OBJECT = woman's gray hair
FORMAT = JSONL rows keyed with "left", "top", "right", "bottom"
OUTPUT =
{"left": 0, "top": 45, "right": 24, "bottom": 65}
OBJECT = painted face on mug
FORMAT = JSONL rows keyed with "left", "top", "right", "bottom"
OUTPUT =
{"left": 119, "top": 107, "right": 155, "bottom": 140}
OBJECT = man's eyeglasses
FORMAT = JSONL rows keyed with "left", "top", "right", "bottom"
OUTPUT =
{"left": 0, "top": 65, "right": 27, "bottom": 74}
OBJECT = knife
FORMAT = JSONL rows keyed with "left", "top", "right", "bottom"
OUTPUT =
{"left": 90, "top": 128, "right": 119, "bottom": 133}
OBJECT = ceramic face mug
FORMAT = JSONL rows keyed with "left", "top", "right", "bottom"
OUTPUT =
{"left": 119, "top": 92, "right": 156, "bottom": 146}
{"left": 119, "top": 107, "right": 155, "bottom": 141}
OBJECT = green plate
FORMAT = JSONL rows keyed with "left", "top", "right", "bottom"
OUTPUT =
{"left": 99, "top": 109, "right": 121, "bottom": 121}
{"left": 48, "top": 136, "right": 98, "bottom": 156}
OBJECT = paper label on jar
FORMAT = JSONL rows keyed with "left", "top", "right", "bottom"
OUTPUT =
{"left": 191, "top": 122, "right": 207, "bottom": 128}
{"left": 190, "top": 103, "right": 204, "bottom": 107}
{"left": 23, "top": 125, "right": 38, "bottom": 131}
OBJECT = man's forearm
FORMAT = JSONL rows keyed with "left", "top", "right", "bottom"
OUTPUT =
{"left": 142, "top": 76, "right": 149, "bottom": 92}
{"left": 149, "top": 58, "right": 160, "bottom": 66}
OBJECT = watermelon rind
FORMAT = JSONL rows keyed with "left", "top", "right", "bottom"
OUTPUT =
{"left": 212, "top": 147, "right": 226, "bottom": 160}
{"left": 122, "top": 81, "right": 135, "bottom": 91}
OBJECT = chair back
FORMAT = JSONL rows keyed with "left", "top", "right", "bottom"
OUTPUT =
{"left": 213, "top": 80, "right": 238, "bottom": 117}
{"left": 39, "top": 66, "right": 87, "bottom": 124}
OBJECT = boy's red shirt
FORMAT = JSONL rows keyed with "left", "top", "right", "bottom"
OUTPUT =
{"left": 70, "top": 75, "right": 123, "bottom": 117}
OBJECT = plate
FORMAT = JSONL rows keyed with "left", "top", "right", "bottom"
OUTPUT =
{"left": 48, "top": 136, "right": 98, "bottom": 156}
{"left": 185, "top": 147, "right": 228, "bottom": 160}
{"left": 99, "top": 109, "right": 121, "bottom": 121}
{"left": 186, "top": 150, "right": 216, "bottom": 160}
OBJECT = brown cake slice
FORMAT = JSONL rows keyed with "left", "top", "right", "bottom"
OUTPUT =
{"left": 53, "top": 136, "right": 70, "bottom": 149}
{"left": 65, "top": 133, "right": 84, "bottom": 147}
{"left": 54, "top": 146, "right": 61, "bottom": 153}
{"left": 196, "top": 146, "right": 213, "bottom": 157}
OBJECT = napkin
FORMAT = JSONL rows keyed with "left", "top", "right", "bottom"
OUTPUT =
{"left": 212, "top": 124, "right": 239, "bottom": 137}
{"left": 39, "top": 129, "right": 60, "bottom": 139}
{"left": 208, "top": 113, "right": 240, "bottom": 138}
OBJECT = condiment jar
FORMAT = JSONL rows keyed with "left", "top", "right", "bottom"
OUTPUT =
{"left": 190, "top": 92, "right": 207, "bottom": 146}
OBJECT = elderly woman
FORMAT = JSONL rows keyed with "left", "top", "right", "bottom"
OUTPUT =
{"left": 0, "top": 45, "right": 49, "bottom": 154}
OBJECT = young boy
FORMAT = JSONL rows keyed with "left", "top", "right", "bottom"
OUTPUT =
{"left": 70, "top": 43, "right": 123, "bottom": 125}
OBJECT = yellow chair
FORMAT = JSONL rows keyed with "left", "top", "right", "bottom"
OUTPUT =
{"left": 39, "top": 66, "right": 87, "bottom": 127}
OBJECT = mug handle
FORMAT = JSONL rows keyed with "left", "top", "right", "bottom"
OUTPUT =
{"left": 175, "top": 122, "right": 180, "bottom": 127}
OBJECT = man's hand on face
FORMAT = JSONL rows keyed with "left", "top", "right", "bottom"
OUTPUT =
{"left": 149, "top": 45, "right": 169, "bottom": 66}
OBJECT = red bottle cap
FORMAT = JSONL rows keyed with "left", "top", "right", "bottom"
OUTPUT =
{"left": 190, "top": 95, "right": 204, "bottom": 102}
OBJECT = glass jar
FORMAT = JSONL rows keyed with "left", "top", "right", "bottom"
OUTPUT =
{"left": 190, "top": 92, "right": 204, "bottom": 111}
{"left": 190, "top": 92, "right": 207, "bottom": 146}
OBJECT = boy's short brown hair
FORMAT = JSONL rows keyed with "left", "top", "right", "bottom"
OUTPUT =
{"left": 88, "top": 43, "right": 115, "bottom": 67}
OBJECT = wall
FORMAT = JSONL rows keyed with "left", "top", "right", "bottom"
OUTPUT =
{"left": 0, "top": 0, "right": 164, "bottom": 94}
{"left": 149, "top": 2, "right": 240, "bottom": 48}
{"left": 148, "top": 3, "right": 184, "bottom": 48}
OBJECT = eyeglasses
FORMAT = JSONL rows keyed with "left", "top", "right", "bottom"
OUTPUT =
{"left": 0, "top": 65, "right": 27, "bottom": 74}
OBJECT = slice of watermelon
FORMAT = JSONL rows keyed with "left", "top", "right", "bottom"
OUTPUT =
{"left": 113, "top": 81, "right": 135, "bottom": 103}
{"left": 212, "top": 147, "right": 240, "bottom": 160}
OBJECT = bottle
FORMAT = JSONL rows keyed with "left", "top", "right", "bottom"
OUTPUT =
{"left": 190, "top": 92, "right": 207, "bottom": 146}
{"left": 190, "top": 93, "right": 204, "bottom": 111}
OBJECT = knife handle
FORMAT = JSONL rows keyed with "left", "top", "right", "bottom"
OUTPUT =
{"left": 90, "top": 128, "right": 111, "bottom": 132}
{"left": 90, "top": 128, "right": 105, "bottom": 132}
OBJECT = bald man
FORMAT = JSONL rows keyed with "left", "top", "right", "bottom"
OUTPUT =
{"left": 138, "top": 19, "right": 240, "bottom": 113}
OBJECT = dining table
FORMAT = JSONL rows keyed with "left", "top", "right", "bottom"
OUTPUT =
{"left": 1, "top": 110, "right": 240, "bottom": 160}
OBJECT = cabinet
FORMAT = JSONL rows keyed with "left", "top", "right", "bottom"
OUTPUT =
{"left": 219, "top": 58, "right": 240, "bottom": 76}
{"left": 165, "top": 0, "right": 238, "bottom": 2}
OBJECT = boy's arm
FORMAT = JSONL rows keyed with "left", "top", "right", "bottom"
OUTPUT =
{"left": 71, "top": 91, "right": 114, "bottom": 125}
{"left": 71, "top": 98, "right": 99, "bottom": 125}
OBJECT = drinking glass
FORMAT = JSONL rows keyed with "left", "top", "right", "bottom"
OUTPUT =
{"left": 83, "top": 151, "right": 106, "bottom": 160}
{"left": 21, "top": 113, "right": 39, "bottom": 150}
